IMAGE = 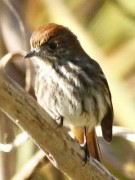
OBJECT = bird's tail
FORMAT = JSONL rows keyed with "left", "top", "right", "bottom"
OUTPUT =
{"left": 70, "top": 127, "right": 102, "bottom": 162}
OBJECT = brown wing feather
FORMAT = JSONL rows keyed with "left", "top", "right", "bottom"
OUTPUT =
{"left": 99, "top": 70, "right": 113, "bottom": 142}
{"left": 101, "top": 106, "right": 113, "bottom": 142}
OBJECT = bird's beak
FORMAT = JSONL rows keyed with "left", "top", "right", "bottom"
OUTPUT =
{"left": 24, "top": 50, "right": 36, "bottom": 59}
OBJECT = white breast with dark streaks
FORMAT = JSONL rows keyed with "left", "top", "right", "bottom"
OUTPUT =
{"left": 34, "top": 58, "right": 108, "bottom": 132}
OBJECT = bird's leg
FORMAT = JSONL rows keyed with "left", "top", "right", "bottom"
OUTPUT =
{"left": 56, "top": 116, "right": 64, "bottom": 128}
{"left": 83, "top": 126, "right": 90, "bottom": 164}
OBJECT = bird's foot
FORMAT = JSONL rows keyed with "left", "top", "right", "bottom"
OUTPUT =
{"left": 56, "top": 116, "right": 64, "bottom": 128}
{"left": 82, "top": 142, "right": 90, "bottom": 165}
{"left": 82, "top": 126, "right": 90, "bottom": 165}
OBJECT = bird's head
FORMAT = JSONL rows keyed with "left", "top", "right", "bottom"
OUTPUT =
{"left": 25, "top": 23, "right": 83, "bottom": 65}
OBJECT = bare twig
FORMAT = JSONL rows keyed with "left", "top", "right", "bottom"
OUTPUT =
{"left": 0, "top": 51, "right": 26, "bottom": 68}
{"left": 1, "top": 0, "right": 33, "bottom": 92}
{"left": 0, "top": 132, "right": 28, "bottom": 153}
{"left": 1, "top": 0, "right": 27, "bottom": 50}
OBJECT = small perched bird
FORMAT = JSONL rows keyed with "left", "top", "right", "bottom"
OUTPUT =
{"left": 25, "top": 23, "right": 113, "bottom": 162}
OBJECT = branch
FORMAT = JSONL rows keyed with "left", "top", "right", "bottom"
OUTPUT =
{"left": 0, "top": 68, "right": 117, "bottom": 180}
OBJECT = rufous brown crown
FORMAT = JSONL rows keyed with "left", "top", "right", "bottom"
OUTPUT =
{"left": 30, "top": 23, "right": 77, "bottom": 49}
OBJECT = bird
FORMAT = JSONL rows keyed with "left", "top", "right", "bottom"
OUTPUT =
{"left": 25, "top": 23, "right": 113, "bottom": 163}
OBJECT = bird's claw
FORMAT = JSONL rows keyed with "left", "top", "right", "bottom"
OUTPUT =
{"left": 82, "top": 142, "right": 90, "bottom": 165}
{"left": 56, "top": 116, "right": 64, "bottom": 128}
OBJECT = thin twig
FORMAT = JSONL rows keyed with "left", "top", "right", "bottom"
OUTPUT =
{"left": 1, "top": 0, "right": 27, "bottom": 50}
{"left": 1, "top": 0, "right": 34, "bottom": 92}
{"left": 0, "top": 132, "right": 28, "bottom": 152}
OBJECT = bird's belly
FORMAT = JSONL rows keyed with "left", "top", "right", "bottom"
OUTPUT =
{"left": 35, "top": 70, "right": 107, "bottom": 130}
{"left": 37, "top": 90, "right": 96, "bottom": 130}
{"left": 36, "top": 85, "right": 98, "bottom": 132}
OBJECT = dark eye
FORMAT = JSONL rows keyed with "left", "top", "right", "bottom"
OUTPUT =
{"left": 48, "top": 41, "right": 58, "bottom": 51}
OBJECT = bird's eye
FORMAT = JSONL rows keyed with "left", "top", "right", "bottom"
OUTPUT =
{"left": 48, "top": 41, "right": 58, "bottom": 51}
